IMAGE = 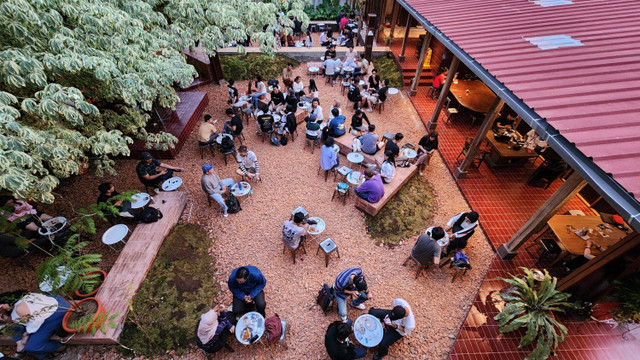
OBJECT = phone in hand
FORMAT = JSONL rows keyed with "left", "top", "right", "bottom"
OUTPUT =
{"left": 384, "top": 316, "right": 391, "bottom": 325}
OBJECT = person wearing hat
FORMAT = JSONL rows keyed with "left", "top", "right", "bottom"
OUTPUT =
{"left": 136, "top": 152, "right": 183, "bottom": 188}
{"left": 408, "top": 226, "right": 448, "bottom": 267}
{"left": 235, "top": 145, "right": 260, "bottom": 182}
{"left": 201, "top": 164, "right": 234, "bottom": 217}
{"left": 368, "top": 298, "right": 415, "bottom": 360}
{"left": 333, "top": 267, "right": 372, "bottom": 323}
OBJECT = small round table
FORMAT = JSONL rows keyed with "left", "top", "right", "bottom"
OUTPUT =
{"left": 308, "top": 66, "right": 319, "bottom": 78}
{"left": 358, "top": 80, "right": 366, "bottom": 87}
{"left": 231, "top": 181, "right": 253, "bottom": 204}
{"left": 39, "top": 266, "right": 71, "bottom": 293}
{"left": 307, "top": 217, "right": 326, "bottom": 244}
{"left": 216, "top": 133, "right": 233, "bottom": 145}
{"left": 353, "top": 314, "right": 384, "bottom": 347}
{"left": 347, "top": 152, "right": 364, "bottom": 169}
{"left": 102, "top": 224, "right": 130, "bottom": 252}
{"left": 401, "top": 148, "right": 417, "bottom": 161}
{"left": 235, "top": 312, "right": 265, "bottom": 345}
{"left": 130, "top": 193, "right": 150, "bottom": 209}
{"left": 161, "top": 177, "right": 182, "bottom": 191}
{"left": 343, "top": 66, "right": 354, "bottom": 75}
{"left": 38, "top": 217, "right": 67, "bottom": 238}
{"left": 388, "top": 87, "right": 400, "bottom": 103}
{"left": 347, "top": 171, "right": 362, "bottom": 186}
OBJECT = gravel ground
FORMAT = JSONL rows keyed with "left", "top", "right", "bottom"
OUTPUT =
{"left": 1, "top": 63, "right": 494, "bottom": 360}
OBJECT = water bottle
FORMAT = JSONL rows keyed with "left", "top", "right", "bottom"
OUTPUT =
{"left": 237, "top": 181, "right": 241, "bottom": 190}
{"left": 349, "top": 169, "right": 353, "bottom": 180}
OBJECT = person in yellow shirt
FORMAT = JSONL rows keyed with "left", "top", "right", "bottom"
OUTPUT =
{"left": 198, "top": 114, "right": 218, "bottom": 145}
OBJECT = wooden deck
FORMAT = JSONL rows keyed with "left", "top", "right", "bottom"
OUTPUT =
{"left": 128, "top": 92, "right": 209, "bottom": 159}
{"left": 68, "top": 191, "right": 187, "bottom": 344}
{"left": 334, "top": 133, "right": 384, "bottom": 165}
{"left": 355, "top": 164, "right": 418, "bottom": 216}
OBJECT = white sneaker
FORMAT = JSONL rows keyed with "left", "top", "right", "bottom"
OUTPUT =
{"left": 366, "top": 109, "right": 373, "bottom": 113}
{"left": 351, "top": 303, "right": 366, "bottom": 310}
{"left": 223, "top": 212, "right": 228, "bottom": 218}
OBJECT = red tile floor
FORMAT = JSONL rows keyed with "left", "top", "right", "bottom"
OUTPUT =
{"left": 387, "top": 39, "right": 640, "bottom": 359}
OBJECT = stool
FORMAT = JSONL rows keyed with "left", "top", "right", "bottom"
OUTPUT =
{"left": 283, "top": 241, "right": 306, "bottom": 264}
{"left": 317, "top": 238, "right": 340, "bottom": 267}
{"left": 317, "top": 165, "right": 338, "bottom": 182}
{"left": 341, "top": 82, "right": 350, "bottom": 95}
{"left": 402, "top": 256, "right": 429, "bottom": 279}
{"left": 450, "top": 264, "right": 470, "bottom": 283}
{"left": 222, "top": 149, "right": 237, "bottom": 165}
{"left": 427, "top": 86, "right": 440, "bottom": 99}
{"left": 331, "top": 183, "right": 350, "bottom": 205}
{"left": 373, "top": 100, "right": 385, "bottom": 114}
{"left": 525, "top": 238, "right": 562, "bottom": 264}
{"left": 198, "top": 141, "right": 215, "bottom": 159}
{"left": 305, "top": 138, "right": 321, "bottom": 154}
{"left": 310, "top": 24, "right": 318, "bottom": 33}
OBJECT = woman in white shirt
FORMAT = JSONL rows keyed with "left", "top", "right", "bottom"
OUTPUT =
{"left": 304, "top": 31, "right": 314, "bottom": 47}
{"left": 292, "top": 76, "right": 305, "bottom": 98}
{"left": 251, "top": 74, "right": 267, "bottom": 108}
{"left": 309, "top": 98, "right": 324, "bottom": 122}
{"left": 368, "top": 298, "right": 415, "bottom": 360}
{"left": 377, "top": 150, "right": 396, "bottom": 183}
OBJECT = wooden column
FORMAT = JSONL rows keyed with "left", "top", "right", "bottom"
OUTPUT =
{"left": 377, "top": 0, "right": 388, "bottom": 41}
{"left": 209, "top": 55, "right": 224, "bottom": 84}
{"left": 426, "top": 57, "right": 460, "bottom": 131}
{"left": 496, "top": 171, "right": 587, "bottom": 260}
{"left": 389, "top": 1, "right": 399, "bottom": 40}
{"left": 454, "top": 97, "right": 504, "bottom": 178}
{"left": 398, "top": 16, "right": 411, "bottom": 62}
{"left": 410, "top": 33, "right": 432, "bottom": 96}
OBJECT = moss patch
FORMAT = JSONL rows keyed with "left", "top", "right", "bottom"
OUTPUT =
{"left": 365, "top": 176, "right": 436, "bottom": 246}
{"left": 372, "top": 54, "right": 404, "bottom": 89}
{"left": 119, "top": 223, "right": 218, "bottom": 357}
{"left": 220, "top": 54, "right": 300, "bottom": 82}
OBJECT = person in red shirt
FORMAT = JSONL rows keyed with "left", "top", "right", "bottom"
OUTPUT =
{"left": 432, "top": 70, "right": 447, "bottom": 89}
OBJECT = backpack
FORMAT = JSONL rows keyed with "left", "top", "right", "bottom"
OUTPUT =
{"left": 270, "top": 134, "right": 280, "bottom": 146}
{"left": 264, "top": 314, "right": 283, "bottom": 343}
{"left": 220, "top": 135, "right": 235, "bottom": 153}
{"left": 451, "top": 251, "right": 472, "bottom": 269}
{"left": 280, "top": 134, "right": 288, "bottom": 146}
{"left": 138, "top": 206, "right": 163, "bottom": 223}
{"left": 225, "top": 193, "right": 242, "bottom": 214}
{"left": 352, "top": 137, "right": 362, "bottom": 152}
{"left": 316, "top": 284, "right": 335, "bottom": 314}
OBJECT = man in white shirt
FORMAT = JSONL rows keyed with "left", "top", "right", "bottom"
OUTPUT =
{"left": 341, "top": 45, "right": 358, "bottom": 74}
{"left": 323, "top": 54, "right": 340, "bottom": 82}
{"left": 368, "top": 298, "right": 415, "bottom": 359}
{"left": 443, "top": 211, "right": 479, "bottom": 256}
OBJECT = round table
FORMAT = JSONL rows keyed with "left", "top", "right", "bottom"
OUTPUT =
{"left": 102, "top": 224, "right": 130, "bottom": 251}
{"left": 347, "top": 170, "right": 362, "bottom": 185}
{"left": 130, "top": 193, "right": 150, "bottom": 209}
{"left": 239, "top": 95, "right": 250, "bottom": 102}
{"left": 353, "top": 314, "right": 384, "bottom": 347}
{"left": 388, "top": 88, "right": 399, "bottom": 95}
{"left": 307, "top": 217, "right": 326, "bottom": 242}
{"left": 216, "top": 133, "right": 233, "bottom": 144}
{"left": 231, "top": 181, "right": 252, "bottom": 204}
{"left": 358, "top": 80, "right": 366, "bottom": 87}
{"left": 39, "top": 266, "right": 71, "bottom": 293}
{"left": 295, "top": 41, "right": 304, "bottom": 47}
{"left": 343, "top": 66, "right": 354, "bottom": 73}
{"left": 401, "top": 148, "right": 417, "bottom": 160}
{"left": 38, "top": 217, "right": 67, "bottom": 237}
{"left": 235, "top": 312, "right": 265, "bottom": 345}
{"left": 347, "top": 152, "right": 364, "bottom": 168}
{"left": 161, "top": 177, "right": 182, "bottom": 191}
{"left": 308, "top": 66, "right": 319, "bottom": 76}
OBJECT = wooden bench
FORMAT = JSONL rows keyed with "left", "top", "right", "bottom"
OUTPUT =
{"left": 354, "top": 164, "right": 418, "bottom": 216}
{"left": 333, "top": 133, "right": 384, "bottom": 166}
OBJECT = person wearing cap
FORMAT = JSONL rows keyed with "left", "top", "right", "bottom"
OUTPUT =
{"left": 408, "top": 226, "right": 449, "bottom": 267}
{"left": 354, "top": 168, "right": 384, "bottom": 203}
{"left": 282, "top": 211, "right": 309, "bottom": 253}
{"left": 368, "top": 298, "right": 415, "bottom": 360}
{"left": 350, "top": 109, "right": 371, "bottom": 135}
{"left": 333, "top": 267, "right": 371, "bottom": 323}
{"left": 235, "top": 145, "right": 260, "bottom": 182}
{"left": 282, "top": 63, "right": 294, "bottom": 88}
{"left": 197, "top": 114, "right": 218, "bottom": 146}
{"left": 136, "top": 152, "right": 183, "bottom": 188}
{"left": 201, "top": 164, "right": 234, "bottom": 217}
{"left": 443, "top": 211, "right": 479, "bottom": 256}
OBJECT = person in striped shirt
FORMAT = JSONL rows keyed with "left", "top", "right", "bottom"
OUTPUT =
{"left": 235, "top": 145, "right": 260, "bottom": 182}
{"left": 333, "top": 267, "right": 371, "bottom": 323}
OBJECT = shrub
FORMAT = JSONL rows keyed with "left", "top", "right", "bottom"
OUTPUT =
{"left": 220, "top": 54, "right": 300, "bottom": 82}
{"left": 372, "top": 54, "right": 404, "bottom": 89}
{"left": 119, "top": 224, "right": 219, "bottom": 356}
{"left": 304, "top": 2, "right": 352, "bottom": 21}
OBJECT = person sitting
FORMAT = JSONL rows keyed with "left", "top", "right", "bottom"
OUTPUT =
{"left": 308, "top": 79, "right": 319, "bottom": 100}
{"left": 350, "top": 109, "right": 371, "bottom": 135}
{"left": 282, "top": 211, "right": 309, "bottom": 254}
{"left": 201, "top": 164, "right": 234, "bottom": 217}
{"left": 228, "top": 266, "right": 267, "bottom": 318}
{"left": 224, "top": 108, "right": 244, "bottom": 145}
{"left": 0, "top": 292, "right": 69, "bottom": 359}
{"left": 251, "top": 74, "right": 267, "bottom": 109}
{"left": 409, "top": 226, "right": 449, "bottom": 267}
{"left": 334, "top": 267, "right": 371, "bottom": 323}
{"left": 304, "top": 30, "right": 314, "bottom": 47}
{"left": 325, "top": 321, "right": 366, "bottom": 360}
{"left": 374, "top": 150, "right": 396, "bottom": 184}
{"left": 0, "top": 196, "right": 53, "bottom": 232}
{"left": 564, "top": 239, "right": 603, "bottom": 273}
{"left": 319, "top": 30, "right": 332, "bottom": 47}
{"left": 415, "top": 131, "right": 439, "bottom": 176}
{"left": 269, "top": 86, "right": 286, "bottom": 112}
{"left": 368, "top": 299, "right": 415, "bottom": 360}
{"left": 196, "top": 304, "right": 235, "bottom": 355}
{"left": 363, "top": 79, "right": 388, "bottom": 111}
{"left": 320, "top": 137, "right": 339, "bottom": 172}
{"left": 341, "top": 45, "right": 358, "bottom": 75}
{"left": 96, "top": 182, "right": 134, "bottom": 218}
{"left": 384, "top": 132, "right": 403, "bottom": 158}
{"left": 256, "top": 110, "right": 275, "bottom": 135}
{"left": 197, "top": 114, "right": 218, "bottom": 146}
{"left": 227, "top": 80, "right": 239, "bottom": 105}
{"left": 282, "top": 63, "right": 294, "bottom": 88}
{"left": 283, "top": 105, "right": 298, "bottom": 140}
{"left": 444, "top": 211, "right": 479, "bottom": 256}
{"left": 235, "top": 145, "right": 261, "bottom": 182}
{"left": 360, "top": 125, "right": 383, "bottom": 156}
{"left": 285, "top": 88, "right": 299, "bottom": 109}
{"left": 136, "top": 152, "right": 183, "bottom": 188}
{"left": 430, "top": 69, "right": 447, "bottom": 98}
{"left": 347, "top": 82, "right": 364, "bottom": 110}
{"left": 354, "top": 168, "right": 385, "bottom": 203}
{"left": 292, "top": 76, "right": 305, "bottom": 98}
{"left": 323, "top": 54, "right": 340, "bottom": 83}
{"left": 308, "top": 97, "right": 324, "bottom": 122}
{"left": 528, "top": 158, "right": 568, "bottom": 187}
{"left": 368, "top": 69, "right": 380, "bottom": 91}
{"left": 305, "top": 114, "right": 322, "bottom": 144}
{"left": 325, "top": 44, "right": 337, "bottom": 60}
{"left": 327, "top": 108, "right": 346, "bottom": 138}
{"left": 329, "top": 100, "right": 342, "bottom": 120}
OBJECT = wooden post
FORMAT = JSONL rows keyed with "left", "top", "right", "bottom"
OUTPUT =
{"left": 496, "top": 171, "right": 587, "bottom": 260}
{"left": 398, "top": 16, "right": 411, "bottom": 62}
{"left": 389, "top": 1, "right": 399, "bottom": 40}
{"left": 209, "top": 54, "right": 224, "bottom": 84}
{"left": 426, "top": 57, "right": 460, "bottom": 131}
{"left": 364, "top": 30, "right": 374, "bottom": 61}
{"left": 378, "top": 0, "right": 388, "bottom": 42}
{"left": 409, "top": 33, "right": 432, "bottom": 96}
{"left": 454, "top": 97, "right": 504, "bottom": 178}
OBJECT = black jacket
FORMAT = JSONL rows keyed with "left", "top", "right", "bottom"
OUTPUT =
{"left": 325, "top": 321, "right": 357, "bottom": 360}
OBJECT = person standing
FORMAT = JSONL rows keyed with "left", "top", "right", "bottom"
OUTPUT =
{"left": 325, "top": 321, "right": 367, "bottom": 359}
{"left": 333, "top": 267, "right": 371, "bottom": 323}
{"left": 201, "top": 164, "right": 234, "bottom": 217}
{"left": 228, "top": 266, "right": 267, "bottom": 318}
{"left": 368, "top": 299, "right": 415, "bottom": 360}
{"left": 444, "top": 211, "right": 479, "bottom": 256}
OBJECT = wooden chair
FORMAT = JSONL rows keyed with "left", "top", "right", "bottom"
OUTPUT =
{"left": 198, "top": 141, "right": 215, "bottom": 159}
{"left": 456, "top": 136, "right": 487, "bottom": 169}
{"left": 283, "top": 240, "right": 306, "bottom": 264}
{"left": 317, "top": 238, "right": 340, "bottom": 267}
{"left": 402, "top": 256, "right": 429, "bottom": 279}
{"left": 373, "top": 99, "right": 385, "bottom": 114}
{"left": 443, "top": 97, "right": 459, "bottom": 124}
{"left": 318, "top": 165, "right": 338, "bottom": 182}
{"left": 525, "top": 238, "right": 562, "bottom": 265}
{"left": 305, "top": 137, "right": 321, "bottom": 154}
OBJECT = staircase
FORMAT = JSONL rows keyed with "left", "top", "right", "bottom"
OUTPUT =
{"left": 402, "top": 68, "right": 434, "bottom": 88}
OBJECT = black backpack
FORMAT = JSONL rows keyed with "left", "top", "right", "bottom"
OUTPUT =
{"left": 138, "top": 206, "right": 163, "bottom": 223}
{"left": 220, "top": 135, "right": 235, "bottom": 153}
{"left": 225, "top": 193, "right": 242, "bottom": 214}
{"left": 280, "top": 134, "right": 288, "bottom": 146}
{"left": 316, "top": 284, "right": 335, "bottom": 314}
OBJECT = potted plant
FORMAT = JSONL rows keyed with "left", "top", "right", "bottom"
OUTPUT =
{"left": 494, "top": 267, "right": 574, "bottom": 360}
{"left": 62, "top": 297, "right": 117, "bottom": 335}
{"left": 74, "top": 269, "right": 107, "bottom": 298}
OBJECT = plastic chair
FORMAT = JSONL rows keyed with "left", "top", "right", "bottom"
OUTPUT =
{"left": 317, "top": 238, "right": 340, "bottom": 267}
{"left": 402, "top": 256, "right": 429, "bottom": 279}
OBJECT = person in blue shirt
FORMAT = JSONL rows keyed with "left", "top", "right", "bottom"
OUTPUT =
{"left": 228, "top": 266, "right": 267, "bottom": 319}
{"left": 328, "top": 108, "right": 346, "bottom": 138}
{"left": 333, "top": 267, "right": 371, "bottom": 323}
{"left": 320, "top": 137, "right": 339, "bottom": 174}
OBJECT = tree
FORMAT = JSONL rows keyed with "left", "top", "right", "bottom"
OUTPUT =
{"left": 0, "top": 0, "right": 308, "bottom": 203}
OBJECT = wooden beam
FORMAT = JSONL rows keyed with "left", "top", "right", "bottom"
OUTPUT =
{"left": 389, "top": 1, "right": 399, "bottom": 39}
{"left": 410, "top": 33, "right": 432, "bottom": 96}
{"left": 426, "top": 56, "right": 460, "bottom": 131}
{"left": 497, "top": 171, "right": 587, "bottom": 260}
{"left": 398, "top": 16, "right": 411, "bottom": 62}
{"left": 209, "top": 54, "right": 224, "bottom": 84}
{"left": 454, "top": 97, "right": 504, "bottom": 178}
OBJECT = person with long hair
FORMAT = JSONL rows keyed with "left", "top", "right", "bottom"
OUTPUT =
{"left": 292, "top": 76, "right": 305, "bottom": 98}
{"left": 375, "top": 150, "right": 396, "bottom": 183}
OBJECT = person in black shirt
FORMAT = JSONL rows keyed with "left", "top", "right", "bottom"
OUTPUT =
{"left": 256, "top": 111, "right": 274, "bottom": 135}
{"left": 325, "top": 321, "right": 366, "bottom": 360}
{"left": 336, "top": 9, "right": 345, "bottom": 26}
{"left": 269, "top": 86, "right": 286, "bottom": 112}
{"left": 224, "top": 108, "right": 244, "bottom": 144}
{"left": 368, "top": 69, "right": 380, "bottom": 91}
{"left": 384, "top": 133, "right": 404, "bottom": 165}
{"left": 97, "top": 182, "right": 134, "bottom": 217}
{"left": 285, "top": 88, "right": 299, "bottom": 109}
{"left": 416, "top": 131, "right": 439, "bottom": 175}
{"left": 293, "top": 16, "right": 302, "bottom": 39}
{"left": 363, "top": 80, "right": 389, "bottom": 111}
{"left": 350, "top": 109, "right": 371, "bottom": 134}
{"left": 325, "top": 45, "right": 337, "bottom": 60}
{"left": 227, "top": 79, "right": 239, "bottom": 105}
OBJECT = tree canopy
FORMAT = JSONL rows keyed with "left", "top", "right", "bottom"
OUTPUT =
{"left": 0, "top": 0, "right": 308, "bottom": 203}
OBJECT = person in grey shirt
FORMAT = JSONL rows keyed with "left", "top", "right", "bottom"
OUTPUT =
{"left": 201, "top": 164, "right": 234, "bottom": 217}
{"left": 409, "top": 226, "right": 449, "bottom": 266}
{"left": 361, "top": 125, "right": 383, "bottom": 155}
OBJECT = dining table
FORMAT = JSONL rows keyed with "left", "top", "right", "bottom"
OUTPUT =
{"left": 353, "top": 314, "right": 384, "bottom": 347}
{"left": 484, "top": 131, "right": 539, "bottom": 168}
{"left": 449, "top": 79, "right": 496, "bottom": 114}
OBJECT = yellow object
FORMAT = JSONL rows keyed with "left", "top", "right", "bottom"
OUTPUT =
{"left": 423, "top": 48, "right": 432, "bottom": 68}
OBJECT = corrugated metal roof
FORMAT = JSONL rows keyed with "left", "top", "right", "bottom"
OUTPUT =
{"left": 403, "top": 0, "right": 640, "bottom": 202}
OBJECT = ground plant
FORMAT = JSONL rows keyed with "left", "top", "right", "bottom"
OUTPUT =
{"left": 304, "top": 1, "right": 352, "bottom": 21}
{"left": 220, "top": 54, "right": 300, "bottom": 83}
{"left": 119, "top": 224, "right": 219, "bottom": 357}
{"left": 372, "top": 54, "right": 404, "bottom": 89}
{"left": 606, "top": 272, "right": 640, "bottom": 326}
{"left": 494, "top": 268, "right": 574, "bottom": 360}
{"left": 365, "top": 176, "right": 435, "bottom": 246}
